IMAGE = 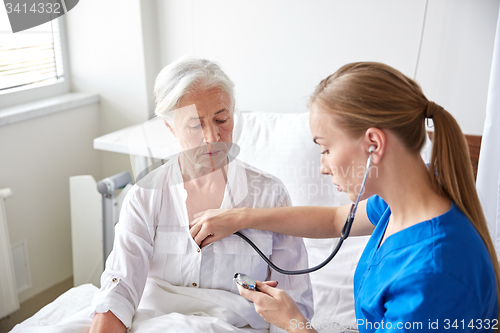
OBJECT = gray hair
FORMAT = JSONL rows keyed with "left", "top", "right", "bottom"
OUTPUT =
{"left": 154, "top": 56, "right": 235, "bottom": 123}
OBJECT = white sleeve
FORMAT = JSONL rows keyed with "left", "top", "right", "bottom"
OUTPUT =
{"left": 89, "top": 188, "right": 155, "bottom": 329}
{"left": 268, "top": 187, "right": 314, "bottom": 333}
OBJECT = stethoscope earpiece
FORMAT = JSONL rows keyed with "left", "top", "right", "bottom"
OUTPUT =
{"left": 368, "top": 145, "right": 376, "bottom": 154}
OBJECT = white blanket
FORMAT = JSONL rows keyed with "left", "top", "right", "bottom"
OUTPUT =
{"left": 10, "top": 278, "right": 270, "bottom": 333}
{"left": 9, "top": 284, "right": 96, "bottom": 333}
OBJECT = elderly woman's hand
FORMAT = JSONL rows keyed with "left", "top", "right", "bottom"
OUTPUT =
{"left": 236, "top": 281, "right": 316, "bottom": 333}
{"left": 189, "top": 208, "right": 249, "bottom": 247}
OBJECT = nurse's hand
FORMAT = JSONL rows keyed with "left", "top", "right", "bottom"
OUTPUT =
{"left": 237, "top": 281, "right": 317, "bottom": 333}
{"left": 189, "top": 208, "right": 246, "bottom": 247}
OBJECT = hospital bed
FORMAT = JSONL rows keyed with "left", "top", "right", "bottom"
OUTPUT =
{"left": 10, "top": 110, "right": 434, "bottom": 332}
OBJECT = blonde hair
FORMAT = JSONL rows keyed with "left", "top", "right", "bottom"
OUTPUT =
{"left": 311, "top": 61, "right": 499, "bottom": 316}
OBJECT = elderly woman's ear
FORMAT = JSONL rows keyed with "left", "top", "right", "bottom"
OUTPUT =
{"left": 164, "top": 119, "right": 176, "bottom": 137}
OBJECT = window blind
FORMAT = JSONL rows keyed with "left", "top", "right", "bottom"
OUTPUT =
{"left": 0, "top": 18, "right": 64, "bottom": 92}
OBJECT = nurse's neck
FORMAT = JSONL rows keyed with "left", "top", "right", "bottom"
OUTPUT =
{"left": 374, "top": 133, "right": 451, "bottom": 231}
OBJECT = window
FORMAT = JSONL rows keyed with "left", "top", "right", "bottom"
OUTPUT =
{"left": 0, "top": 7, "right": 69, "bottom": 109}
{"left": 0, "top": 20, "right": 64, "bottom": 91}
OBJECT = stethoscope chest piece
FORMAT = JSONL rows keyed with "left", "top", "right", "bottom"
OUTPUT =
{"left": 233, "top": 273, "right": 259, "bottom": 291}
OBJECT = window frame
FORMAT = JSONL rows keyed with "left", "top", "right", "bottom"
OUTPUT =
{"left": 0, "top": 14, "right": 71, "bottom": 110}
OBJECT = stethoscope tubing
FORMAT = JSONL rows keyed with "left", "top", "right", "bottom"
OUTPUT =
{"left": 224, "top": 151, "right": 373, "bottom": 275}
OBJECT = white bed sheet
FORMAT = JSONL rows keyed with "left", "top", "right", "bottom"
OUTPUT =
{"left": 9, "top": 284, "right": 97, "bottom": 332}
{"left": 10, "top": 277, "right": 272, "bottom": 333}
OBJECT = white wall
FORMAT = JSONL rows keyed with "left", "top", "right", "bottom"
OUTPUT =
{"left": 140, "top": 0, "right": 163, "bottom": 117}
{"left": 0, "top": 103, "right": 102, "bottom": 302}
{"left": 417, "top": 0, "right": 499, "bottom": 135}
{"left": 65, "top": 0, "right": 152, "bottom": 179}
{"left": 157, "top": 0, "right": 427, "bottom": 113}
{"left": 156, "top": 0, "right": 499, "bottom": 135}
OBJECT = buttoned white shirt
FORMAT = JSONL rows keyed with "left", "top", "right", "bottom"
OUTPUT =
{"left": 90, "top": 156, "right": 313, "bottom": 331}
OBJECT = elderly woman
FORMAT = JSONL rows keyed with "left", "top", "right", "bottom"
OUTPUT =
{"left": 88, "top": 57, "right": 313, "bottom": 333}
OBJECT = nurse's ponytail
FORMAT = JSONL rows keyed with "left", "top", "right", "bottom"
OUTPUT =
{"left": 428, "top": 103, "right": 500, "bottom": 316}
{"left": 311, "top": 61, "right": 500, "bottom": 317}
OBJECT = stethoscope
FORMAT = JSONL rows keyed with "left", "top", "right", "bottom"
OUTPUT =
{"left": 232, "top": 146, "right": 375, "bottom": 289}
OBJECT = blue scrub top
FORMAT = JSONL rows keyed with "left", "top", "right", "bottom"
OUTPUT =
{"left": 354, "top": 195, "right": 498, "bottom": 332}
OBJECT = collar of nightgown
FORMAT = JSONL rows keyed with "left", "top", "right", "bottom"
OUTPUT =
{"left": 172, "top": 154, "right": 248, "bottom": 225}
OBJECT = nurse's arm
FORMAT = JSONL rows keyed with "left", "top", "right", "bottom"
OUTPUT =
{"left": 238, "top": 281, "right": 317, "bottom": 333}
{"left": 190, "top": 200, "right": 374, "bottom": 247}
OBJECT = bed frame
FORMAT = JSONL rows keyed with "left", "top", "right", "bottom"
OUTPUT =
{"left": 427, "top": 132, "right": 482, "bottom": 180}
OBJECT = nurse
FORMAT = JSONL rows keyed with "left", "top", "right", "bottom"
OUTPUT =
{"left": 190, "top": 62, "right": 500, "bottom": 332}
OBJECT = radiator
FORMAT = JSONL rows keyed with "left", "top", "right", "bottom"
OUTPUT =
{"left": 0, "top": 188, "right": 20, "bottom": 319}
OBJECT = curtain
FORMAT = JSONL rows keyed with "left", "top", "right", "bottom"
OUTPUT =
{"left": 477, "top": 5, "right": 500, "bottom": 257}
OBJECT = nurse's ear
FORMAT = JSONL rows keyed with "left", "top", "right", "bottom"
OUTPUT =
{"left": 364, "top": 127, "right": 386, "bottom": 164}
{"left": 164, "top": 119, "right": 176, "bottom": 138}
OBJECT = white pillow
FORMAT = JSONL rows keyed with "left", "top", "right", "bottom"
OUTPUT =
{"left": 234, "top": 110, "right": 350, "bottom": 207}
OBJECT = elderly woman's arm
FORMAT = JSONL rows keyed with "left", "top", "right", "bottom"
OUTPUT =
{"left": 190, "top": 201, "right": 374, "bottom": 247}
{"left": 89, "top": 311, "right": 126, "bottom": 333}
{"left": 89, "top": 186, "right": 155, "bottom": 330}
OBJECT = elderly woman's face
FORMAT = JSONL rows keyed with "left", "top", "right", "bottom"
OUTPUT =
{"left": 168, "top": 87, "right": 234, "bottom": 169}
